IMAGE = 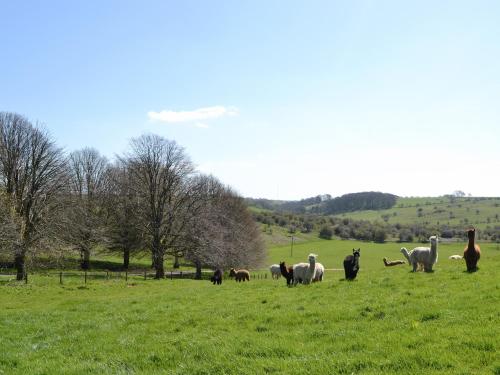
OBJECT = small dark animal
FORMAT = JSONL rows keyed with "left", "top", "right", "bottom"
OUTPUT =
{"left": 210, "top": 269, "right": 222, "bottom": 285}
{"left": 383, "top": 257, "right": 406, "bottom": 267}
{"left": 229, "top": 268, "right": 250, "bottom": 282}
{"left": 344, "top": 248, "right": 360, "bottom": 280}
{"left": 279, "top": 261, "right": 294, "bottom": 286}
{"left": 463, "top": 228, "right": 481, "bottom": 272}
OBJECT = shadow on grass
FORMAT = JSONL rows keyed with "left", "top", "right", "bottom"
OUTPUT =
{"left": 464, "top": 267, "right": 480, "bottom": 273}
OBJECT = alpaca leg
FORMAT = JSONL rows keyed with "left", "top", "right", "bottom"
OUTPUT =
{"left": 412, "top": 262, "right": 417, "bottom": 272}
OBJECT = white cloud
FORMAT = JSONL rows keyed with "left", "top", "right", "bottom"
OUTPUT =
{"left": 148, "top": 106, "right": 238, "bottom": 123}
{"left": 195, "top": 122, "right": 209, "bottom": 129}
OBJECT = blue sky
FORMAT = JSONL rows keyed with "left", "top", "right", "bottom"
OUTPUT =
{"left": 1, "top": 0, "right": 499, "bottom": 199}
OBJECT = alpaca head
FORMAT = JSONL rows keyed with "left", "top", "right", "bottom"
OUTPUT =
{"left": 308, "top": 253, "right": 317, "bottom": 263}
{"left": 353, "top": 248, "right": 360, "bottom": 258}
{"left": 429, "top": 235, "right": 438, "bottom": 245}
{"left": 467, "top": 228, "right": 476, "bottom": 240}
{"left": 229, "top": 268, "right": 236, "bottom": 277}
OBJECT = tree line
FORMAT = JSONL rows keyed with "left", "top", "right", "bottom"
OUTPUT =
{"left": 246, "top": 192, "right": 397, "bottom": 214}
{"left": 0, "top": 112, "right": 265, "bottom": 280}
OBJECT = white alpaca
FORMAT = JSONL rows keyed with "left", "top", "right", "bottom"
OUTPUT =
{"left": 293, "top": 253, "right": 325, "bottom": 285}
{"left": 400, "top": 236, "right": 439, "bottom": 272}
{"left": 303, "top": 253, "right": 318, "bottom": 284}
{"left": 292, "top": 263, "right": 309, "bottom": 286}
{"left": 313, "top": 262, "right": 325, "bottom": 282}
{"left": 269, "top": 264, "right": 281, "bottom": 279}
{"left": 449, "top": 255, "right": 463, "bottom": 260}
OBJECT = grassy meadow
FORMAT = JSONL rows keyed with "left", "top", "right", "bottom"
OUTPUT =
{"left": 1, "top": 238, "right": 499, "bottom": 374}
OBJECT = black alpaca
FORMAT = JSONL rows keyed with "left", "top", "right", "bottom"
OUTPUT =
{"left": 210, "top": 269, "right": 222, "bottom": 285}
{"left": 343, "top": 248, "right": 360, "bottom": 280}
{"left": 279, "top": 261, "right": 294, "bottom": 286}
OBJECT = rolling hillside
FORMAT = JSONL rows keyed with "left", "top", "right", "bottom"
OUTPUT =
{"left": 332, "top": 196, "right": 500, "bottom": 231}
{"left": 248, "top": 194, "right": 500, "bottom": 243}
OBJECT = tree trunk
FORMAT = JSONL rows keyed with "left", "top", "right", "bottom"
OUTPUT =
{"left": 123, "top": 248, "right": 130, "bottom": 270}
{"left": 154, "top": 251, "right": 164, "bottom": 279}
{"left": 152, "top": 233, "right": 164, "bottom": 278}
{"left": 81, "top": 248, "right": 90, "bottom": 270}
{"left": 173, "top": 254, "right": 180, "bottom": 269}
{"left": 14, "top": 252, "right": 25, "bottom": 281}
{"left": 195, "top": 261, "right": 202, "bottom": 280}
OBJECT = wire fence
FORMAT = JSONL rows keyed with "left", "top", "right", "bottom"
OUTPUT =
{"left": 0, "top": 269, "right": 277, "bottom": 285}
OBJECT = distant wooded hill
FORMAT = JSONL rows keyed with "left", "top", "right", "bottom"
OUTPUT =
{"left": 245, "top": 191, "right": 398, "bottom": 215}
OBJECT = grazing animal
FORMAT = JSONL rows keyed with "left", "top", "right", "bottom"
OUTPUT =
{"left": 210, "top": 269, "right": 223, "bottom": 285}
{"left": 449, "top": 255, "right": 463, "bottom": 260}
{"left": 302, "top": 253, "right": 324, "bottom": 283}
{"left": 344, "top": 248, "right": 361, "bottom": 280}
{"left": 399, "top": 248, "right": 424, "bottom": 271}
{"left": 303, "top": 253, "right": 318, "bottom": 284}
{"left": 383, "top": 257, "right": 406, "bottom": 266}
{"left": 400, "top": 235, "right": 439, "bottom": 272}
{"left": 463, "top": 228, "right": 481, "bottom": 272}
{"left": 292, "top": 262, "right": 309, "bottom": 286}
{"left": 269, "top": 264, "right": 281, "bottom": 279}
{"left": 279, "top": 261, "right": 294, "bottom": 286}
{"left": 313, "top": 261, "right": 325, "bottom": 282}
{"left": 229, "top": 268, "right": 250, "bottom": 282}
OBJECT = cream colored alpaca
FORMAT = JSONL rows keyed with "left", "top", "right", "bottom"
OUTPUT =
{"left": 400, "top": 236, "right": 438, "bottom": 272}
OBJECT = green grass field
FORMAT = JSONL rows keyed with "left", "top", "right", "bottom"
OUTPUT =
{"left": 332, "top": 196, "right": 500, "bottom": 231}
{"left": 1, "top": 238, "right": 499, "bottom": 374}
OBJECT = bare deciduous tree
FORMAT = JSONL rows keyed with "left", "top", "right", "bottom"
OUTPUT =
{"left": 105, "top": 162, "right": 143, "bottom": 269}
{"left": 125, "top": 134, "right": 196, "bottom": 279}
{"left": 0, "top": 112, "right": 68, "bottom": 280}
{"left": 183, "top": 175, "right": 266, "bottom": 278}
{"left": 65, "top": 148, "right": 110, "bottom": 269}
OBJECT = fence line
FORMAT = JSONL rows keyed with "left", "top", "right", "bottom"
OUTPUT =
{"left": 0, "top": 270, "right": 275, "bottom": 285}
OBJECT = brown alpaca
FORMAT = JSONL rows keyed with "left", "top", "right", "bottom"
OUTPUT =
{"left": 463, "top": 228, "right": 481, "bottom": 272}
{"left": 229, "top": 268, "right": 250, "bottom": 282}
{"left": 383, "top": 257, "right": 406, "bottom": 267}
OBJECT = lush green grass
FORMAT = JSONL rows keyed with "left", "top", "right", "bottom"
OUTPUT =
{"left": 1, "top": 239, "right": 499, "bottom": 374}
{"left": 333, "top": 196, "right": 500, "bottom": 230}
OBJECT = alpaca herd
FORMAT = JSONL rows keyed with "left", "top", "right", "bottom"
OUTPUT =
{"left": 210, "top": 228, "right": 482, "bottom": 286}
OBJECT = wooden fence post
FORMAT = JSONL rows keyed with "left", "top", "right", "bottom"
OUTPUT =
{"left": 144, "top": 270, "right": 147, "bottom": 280}
{"left": 125, "top": 271, "right": 128, "bottom": 282}
{"left": 24, "top": 272, "right": 28, "bottom": 284}
{"left": 84, "top": 271, "right": 87, "bottom": 284}
{"left": 60, "top": 272, "right": 63, "bottom": 285}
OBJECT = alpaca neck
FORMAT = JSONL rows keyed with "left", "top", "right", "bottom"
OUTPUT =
{"left": 401, "top": 248, "right": 411, "bottom": 263}
{"left": 467, "top": 235, "right": 475, "bottom": 250}
{"left": 280, "top": 264, "right": 289, "bottom": 277}
{"left": 309, "top": 258, "right": 316, "bottom": 269}
{"left": 430, "top": 241, "right": 438, "bottom": 263}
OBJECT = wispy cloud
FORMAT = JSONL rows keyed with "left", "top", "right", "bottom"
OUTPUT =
{"left": 195, "top": 122, "right": 209, "bottom": 129}
{"left": 148, "top": 106, "right": 238, "bottom": 123}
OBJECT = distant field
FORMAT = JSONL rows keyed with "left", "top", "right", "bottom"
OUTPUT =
{"left": 332, "top": 196, "right": 500, "bottom": 230}
{"left": 1, "top": 239, "right": 498, "bottom": 374}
